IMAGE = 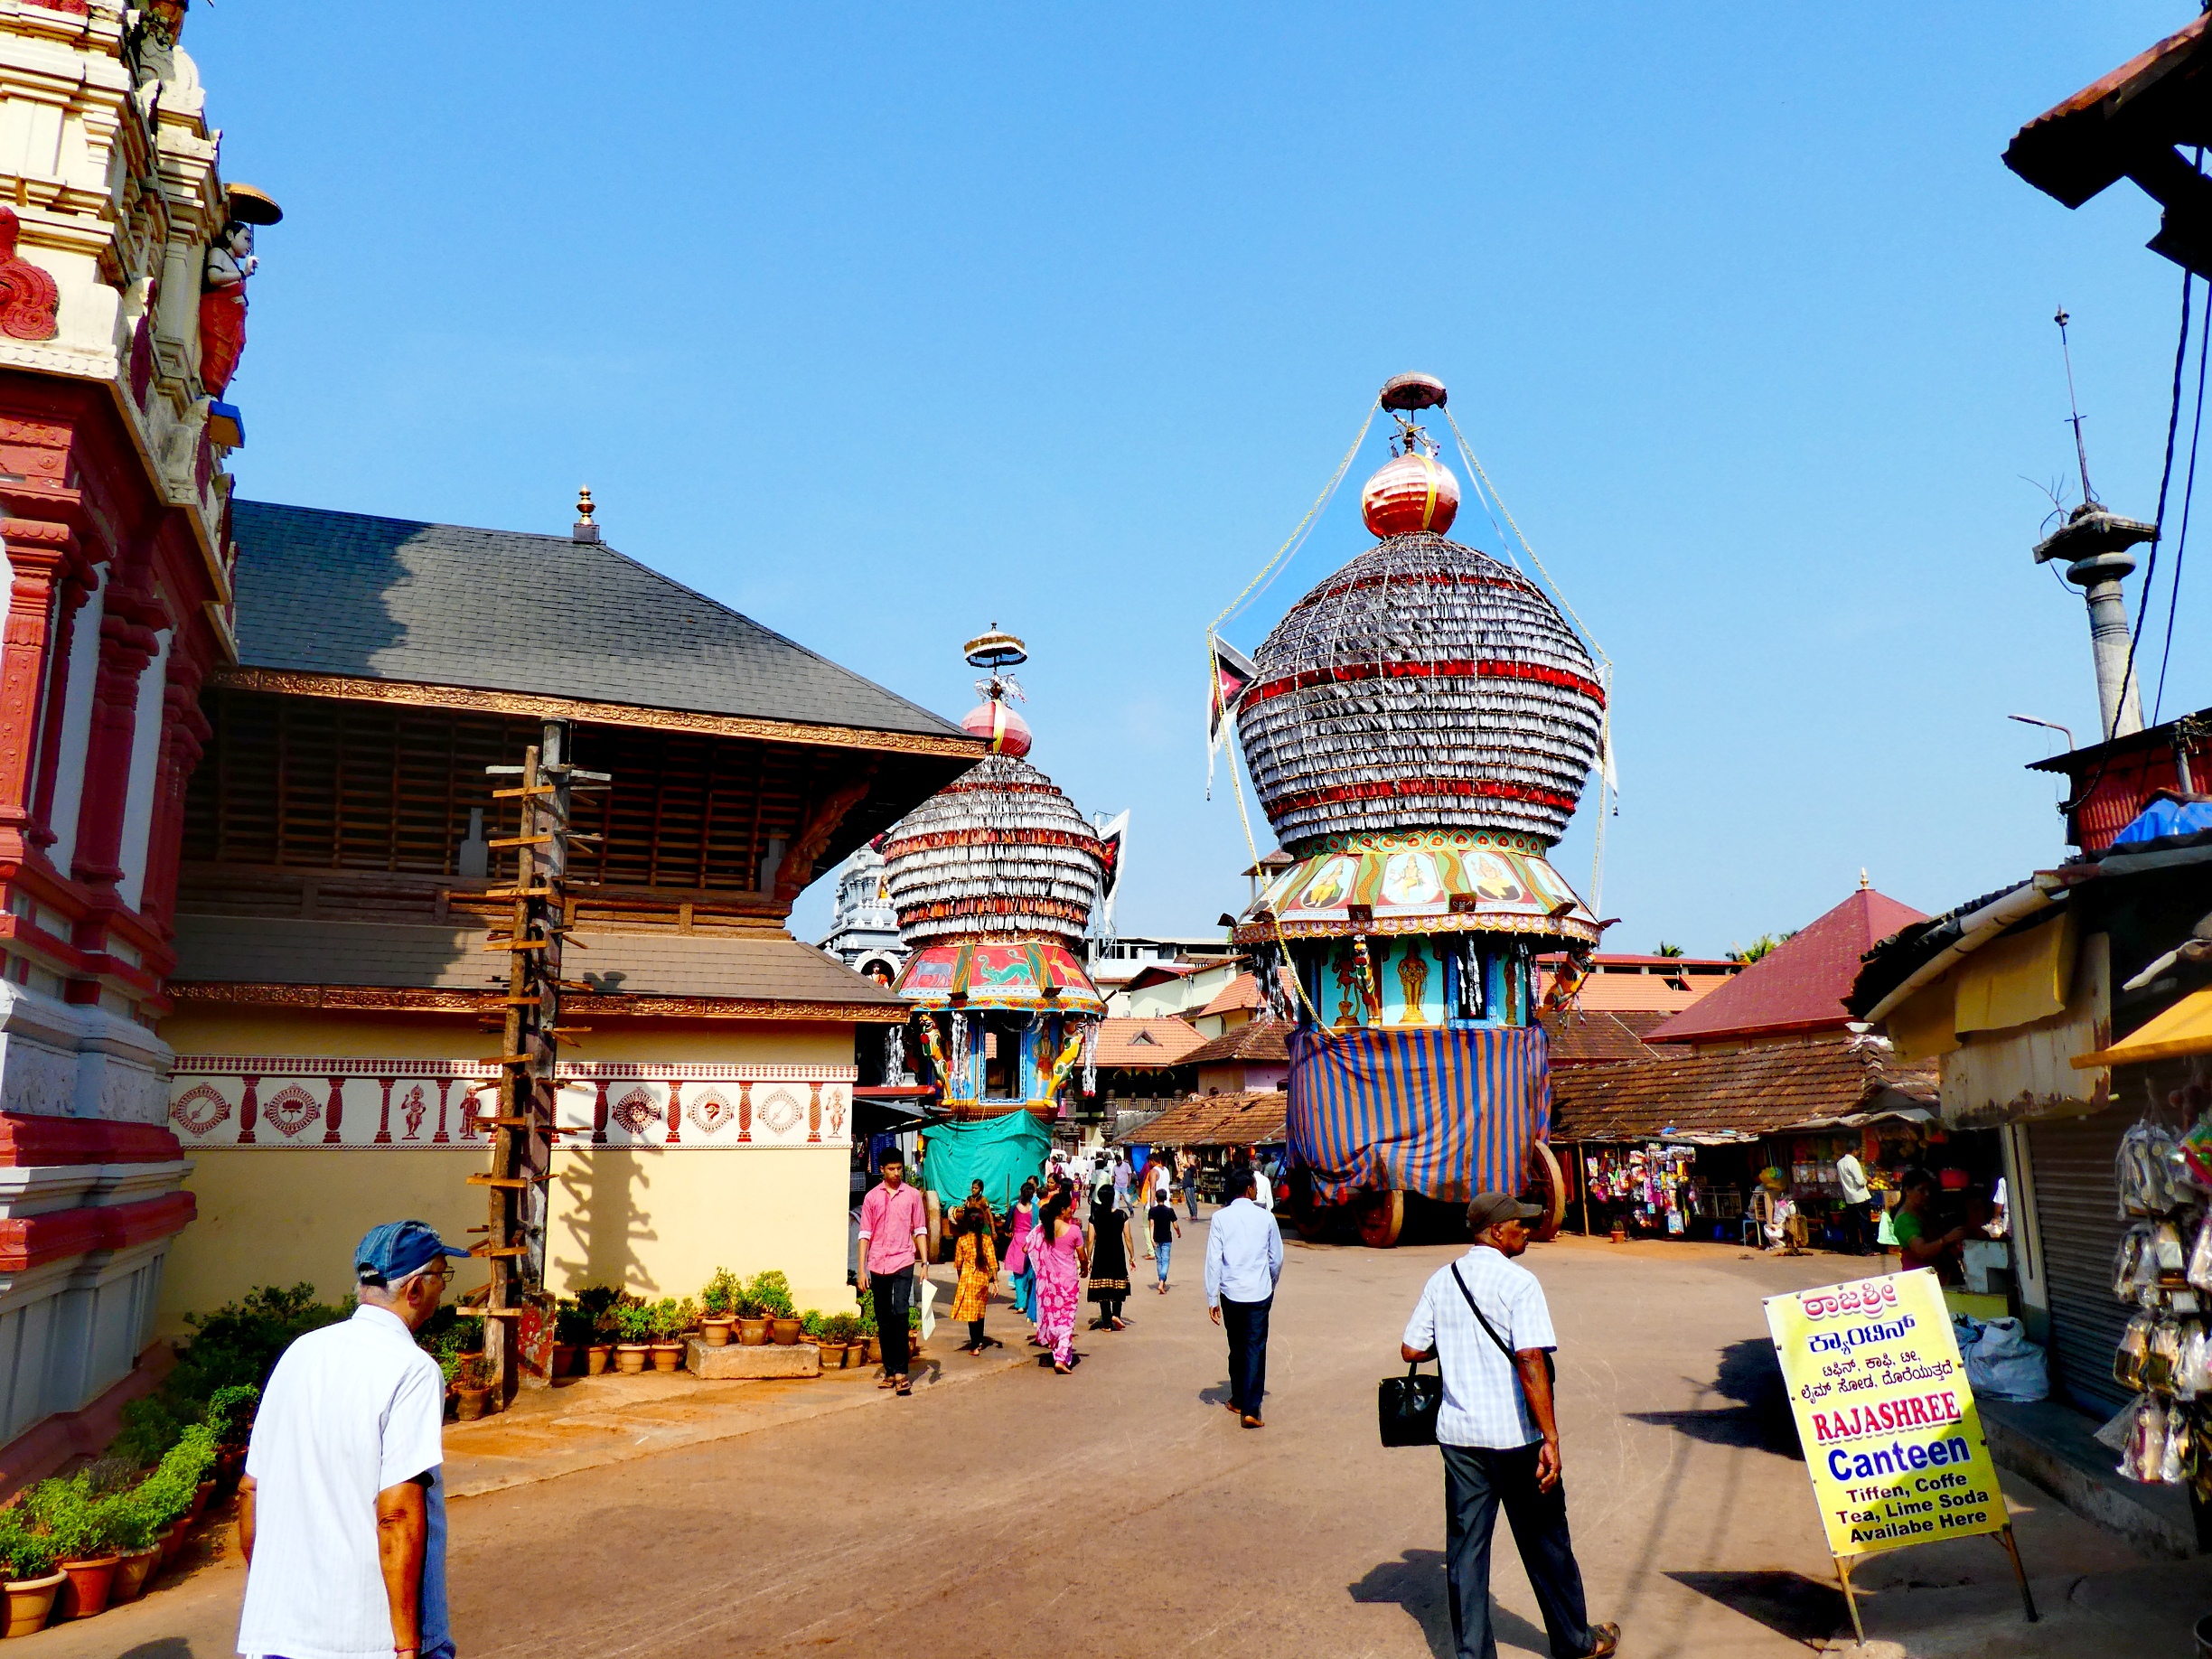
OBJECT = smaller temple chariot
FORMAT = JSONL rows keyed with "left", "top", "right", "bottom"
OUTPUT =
{"left": 883, "top": 629, "right": 1111, "bottom": 1121}
{"left": 1228, "top": 373, "right": 1607, "bottom": 1245}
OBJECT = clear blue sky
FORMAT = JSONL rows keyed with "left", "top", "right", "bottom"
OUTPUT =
{"left": 192, "top": 4, "right": 2203, "bottom": 954}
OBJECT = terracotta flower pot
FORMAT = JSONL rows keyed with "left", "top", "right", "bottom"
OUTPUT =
{"left": 157, "top": 1520, "right": 188, "bottom": 1569}
{"left": 55, "top": 1555, "right": 120, "bottom": 1620}
{"left": 614, "top": 1344, "right": 651, "bottom": 1374}
{"left": 2, "top": 1571, "right": 63, "bottom": 1638}
{"left": 586, "top": 1344, "right": 613, "bottom": 1376}
{"left": 770, "top": 1317, "right": 803, "bottom": 1345}
{"left": 737, "top": 1317, "right": 770, "bottom": 1346}
{"left": 550, "top": 1342, "right": 578, "bottom": 1376}
{"left": 649, "top": 1341, "right": 684, "bottom": 1373}
{"left": 455, "top": 1383, "right": 492, "bottom": 1421}
{"left": 810, "top": 1340, "right": 840, "bottom": 1367}
{"left": 866, "top": 1336, "right": 883, "bottom": 1364}
{"left": 699, "top": 1317, "right": 736, "bottom": 1347}
{"left": 108, "top": 1545, "right": 161, "bottom": 1605}
{"left": 189, "top": 1478, "right": 216, "bottom": 1523}
{"left": 1608, "top": 1225, "right": 1626, "bottom": 1243}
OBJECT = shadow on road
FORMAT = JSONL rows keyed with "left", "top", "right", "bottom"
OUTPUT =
{"left": 1666, "top": 1570, "right": 1847, "bottom": 1644}
{"left": 1349, "top": 1550, "right": 1551, "bottom": 1659}
{"left": 1625, "top": 1336, "right": 1803, "bottom": 1459}
{"left": 113, "top": 1644, "right": 195, "bottom": 1659}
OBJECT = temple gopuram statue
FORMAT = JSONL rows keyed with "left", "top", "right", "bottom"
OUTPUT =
{"left": 1225, "top": 373, "right": 1606, "bottom": 1245}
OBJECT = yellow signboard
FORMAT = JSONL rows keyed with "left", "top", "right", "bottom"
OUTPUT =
{"left": 1763, "top": 1268, "right": 2010, "bottom": 1557}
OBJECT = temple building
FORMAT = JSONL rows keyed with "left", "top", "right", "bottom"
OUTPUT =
{"left": 155, "top": 500, "right": 982, "bottom": 1325}
{"left": 0, "top": 2, "right": 266, "bottom": 1464}
{"left": 816, "top": 840, "right": 904, "bottom": 984}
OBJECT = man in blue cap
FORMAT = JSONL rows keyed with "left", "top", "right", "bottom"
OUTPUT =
{"left": 237, "top": 1220, "right": 472, "bottom": 1659}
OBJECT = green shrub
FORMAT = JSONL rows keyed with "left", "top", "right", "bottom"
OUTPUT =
{"left": 415, "top": 1308, "right": 485, "bottom": 1386}
{"left": 553, "top": 1299, "right": 595, "bottom": 1345}
{"left": 116, "top": 1284, "right": 347, "bottom": 1464}
{"left": 94, "top": 1490, "right": 161, "bottom": 1555}
{"left": 0, "top": 1508, "right": 56, "bottom": 1581}
{"left": 134, "top": 1423, "right": 218, "bottom": 1532}
{"left": 824, "top": 1312, "right": 861, "bottom": 1343}
{"left": 573, "top": 1285, "right": 621, "bottom": 1320}
{"left": 612, "top": 1302, "right": 658, "bottom": 1344}
{"left": 905, "top": 1305, "right": 921, "bottom": 1331}
{"left": 699, "top": 1267, "right": 742, "bottom": 1317}
{"left": 857, "top": 1298, "right": 878, "bottom": 1336}
{"left": 747, "top": 1270, "right": 795, "bottom": 1319}
{"left": 23, "top": 1474, "right": 102, "bottom": 1562}
{"left": 800, "top": 1308, "right": 824, "bottom": 1337}
{"left": 203, "top": 1384, "right": 260, "bottom": 1448}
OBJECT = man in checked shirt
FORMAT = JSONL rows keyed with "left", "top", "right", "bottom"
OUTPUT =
{"left": 1401, "top": 1193, "right": 1620, "bottom": 1659}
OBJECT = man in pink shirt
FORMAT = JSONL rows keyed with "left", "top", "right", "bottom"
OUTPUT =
{"left": 857, "top": 1150, "right": 931, "bottom": 1395}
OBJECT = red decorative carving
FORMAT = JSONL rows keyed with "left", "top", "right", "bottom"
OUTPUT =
{"left": 0, "top": 210, "right": 59, "bottom": 343}
{"left": 808, "top": 1083, "right": 821, "bottom": 1144}
{"left": 432, "top": 1078, "right": 452, "bottom": 1144}
{"left": 736, "top": 1082, "right": 751, "bottom": 1143}
{"left": 371, "top": 1075, "right": 392, "bottom": 1144}
{"left": 591, "top": 1079, "right": 610, "bottom": 1146}
{"left": 664, "top": 1080, "right": 682, "bottom": 1145}
{"left": 324, "top": 1075, "right": 347, "bottom": 1145}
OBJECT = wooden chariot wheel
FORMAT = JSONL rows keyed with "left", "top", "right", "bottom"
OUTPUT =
{"left": 1524, "top": 1141, "right": 1567, "bottom": 1242}
{"left": 1355, "top": 1188, "right": 1406, "bottom": 1250}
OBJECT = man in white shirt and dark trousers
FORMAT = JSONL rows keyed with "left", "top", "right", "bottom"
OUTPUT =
{"left": 1834, "top": 1148, "right": 1872, "bottom": 1255}
{"left": 1204, "top": 1165, "right": 1283, "bottom": 1428}
{"left": 1401, "top": 1193, "right": 1619, "bottom": 1659}
{"left": 238, "top": 1219, "right": 471, "bottom": 1659}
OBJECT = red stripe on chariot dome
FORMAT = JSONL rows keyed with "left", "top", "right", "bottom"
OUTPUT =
{"left": 1248, "top": 658, "right": 1606, "bottom": 707}
{"left": 1270, "top": 777, "right": 1581, "bottom": 814}
{"left": 881, "top": 829, "right": 1106, "bottom": 858}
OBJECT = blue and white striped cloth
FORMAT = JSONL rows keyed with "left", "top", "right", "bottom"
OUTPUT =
{"left": 1401, "top": 1245, "right": 1557, "bottom": 1448}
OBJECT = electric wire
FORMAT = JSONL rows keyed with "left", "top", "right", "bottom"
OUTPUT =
{"left": 2156, "top": 274, "right": 2207, "bottom": 725}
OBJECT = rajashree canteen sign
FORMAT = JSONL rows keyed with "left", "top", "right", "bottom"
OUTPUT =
{"left": 1763, "top": 1269, "right": 2009, "bottom": 1556}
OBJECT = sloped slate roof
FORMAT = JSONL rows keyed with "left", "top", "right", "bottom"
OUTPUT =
{"left": 1092, "top": 1017, "right": 1208, "bottom": 1069}
{"left": 230, "top": 501, "right": 965, "bottom": 739}
{"left": 170, "top": 915, "right": 903, "bottom": 1008}
{"left": 1551, "top": 1035, "right": 1936, "bottom": 1142}
{"left": 1646, "top": 886, "right": 1928, "bottom": 1045}
{"left": 1185, "top": 1017, "right": 1291, "bottom": 1067}
{"left": 1539, "top": 1008, "right": 1661, "bottom": 1065}
{"left": 1129, "top": 1091, "right": 1289, "bottom": 1148}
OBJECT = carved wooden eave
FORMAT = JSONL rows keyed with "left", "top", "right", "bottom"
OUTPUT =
{"left": 206, "top": 666, "right": 988, "bottom": 761}
{"left": 165, "top": 980, "right": 910, "bottom": 1024}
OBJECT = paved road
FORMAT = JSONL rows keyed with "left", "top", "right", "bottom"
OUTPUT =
{"left": 57, "top": 1226, "right": 2162, "bottom": 1659}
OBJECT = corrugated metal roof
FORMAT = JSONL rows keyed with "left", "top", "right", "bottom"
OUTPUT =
{"left": 230, "top": 501, "right": 965, "bottom": 739}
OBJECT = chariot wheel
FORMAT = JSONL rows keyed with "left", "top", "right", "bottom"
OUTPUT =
{"left": 1525, "top": 1141, "right": 1567, "bottom": 1242}
{"left": 1356, "top": 1189, "right": 1406, "bottom": 1249}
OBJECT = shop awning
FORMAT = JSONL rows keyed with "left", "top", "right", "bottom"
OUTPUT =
{"left": 2073, "top": 987, "right": 2212, "bottom": 1069}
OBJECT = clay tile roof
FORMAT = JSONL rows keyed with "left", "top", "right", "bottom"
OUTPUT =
{"left": 1645, "top": 886, "right": 1928, "bottom": 1045}
{"left": 1128, "top": 1091, "right": 1289, "bottom": 1148}
{"left": 1091, "top": 1017, "right": 1208, "bottom": 1068}
{"left": 230, "top": 501, "right": 966, "bottom": 740}
{"left": 1195, "top": 969, "right": 1297, "bottom": 1019}
{"left": 1538, "top": 1008, "right": 1660, "bottom": 1065}
{"left": 1551, "top": 1035, "right": 1937, "bottom": 1142}
{"left": 1184, "top": 1017, "right": 1292, "bottom": 1067}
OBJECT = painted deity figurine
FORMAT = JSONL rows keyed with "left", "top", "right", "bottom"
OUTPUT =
{"left": 125, "top": 2, "right": 190, "bottom": 116}
{"left": 199, "top": 219, "right": 254, "bottom": 396}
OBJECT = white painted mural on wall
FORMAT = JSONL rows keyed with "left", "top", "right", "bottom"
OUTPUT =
{"left": 168, "top": 1058, "right": 856, "bottom": 1149}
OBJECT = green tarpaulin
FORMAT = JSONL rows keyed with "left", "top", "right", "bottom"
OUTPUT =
{"left": 923, "top": 1114, "right": 1054, "bottom": 1214}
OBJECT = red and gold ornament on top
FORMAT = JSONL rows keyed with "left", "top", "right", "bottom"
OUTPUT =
{"left": 1361, "top": 449, "right": 1460, "bottom": 538}
{"left": 961, "top": 699, "right": 1032, "bottom": 757}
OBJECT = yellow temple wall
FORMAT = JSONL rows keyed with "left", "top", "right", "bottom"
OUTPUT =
{"left": 155, "top": 1008, "right": 861, "bottom": 1332}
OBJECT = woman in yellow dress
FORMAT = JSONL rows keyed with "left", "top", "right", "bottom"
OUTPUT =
{"left": 952, "top": 1203, "right": 1001, "bottom": 1353}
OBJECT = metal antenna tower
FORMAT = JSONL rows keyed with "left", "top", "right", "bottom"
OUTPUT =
{"left": 2057, "top": 306, "right": 2097, "bottom": 505}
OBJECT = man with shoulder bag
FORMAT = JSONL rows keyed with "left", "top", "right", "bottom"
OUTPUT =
{"left": 1401, "top": 1193, "right": 1619, "bottom": 1659}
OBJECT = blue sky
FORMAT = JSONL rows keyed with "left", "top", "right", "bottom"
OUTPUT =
{"left": 192, "top": 4, "right": 2203, "bottom": 954}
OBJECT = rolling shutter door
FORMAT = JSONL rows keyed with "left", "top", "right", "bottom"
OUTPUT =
{"left": 2026, "top": 1111, "right": 2129, "bottom": 1416}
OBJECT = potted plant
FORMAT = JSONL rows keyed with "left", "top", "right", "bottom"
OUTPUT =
{"left": 27, "top": 1475, "right": 118, "bottom": 1620}
{"left": 858, "top": 1297, "right": 881, "bottom": 1364}
{"left": 648, "top": 1298, "right": 691, "bottom": 1372}
{"left": 205, "top": 1383, "right": 259, "bottom": 1492}
{"left": 753, "top": 1270, "right": 802, "bottom": 1345}
{"left": 0, "top": 1512, "right": 61, "bottom": 1639}
{"left": 552, "top": 1298, "right": 594, "bottom": 1376}
{"left": 96, "top": 1491, "right": 162, "bottom": 1606}
{"left": 735, "top": 1286, "right": 770, "bottom": 1347}
{"left": 454, "top": 1354, "right": 493, "bottom": 1420}
{"left": 904, "top": 1304, "right": 924, "bottom": 1357}
{"left": 821, "top": 1311, "right": 861, "bottom": 1369}
{"left": 698, "top": 1267, "right": 742, "bottom": 1345}
{"left": 612, "top": 1299, "right": 656, "bottom": 1373}
{"left": 574, "top": 1285, "right": 620, "bottom": 1374}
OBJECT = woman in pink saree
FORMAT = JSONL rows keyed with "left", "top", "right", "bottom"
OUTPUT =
{"left": 1032, "top": 1186, "right": 1089, "bottom": 1374}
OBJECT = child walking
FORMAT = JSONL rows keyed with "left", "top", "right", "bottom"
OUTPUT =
{"left": 1148, "top": 1190, "right": 1182, "bottom": 1291}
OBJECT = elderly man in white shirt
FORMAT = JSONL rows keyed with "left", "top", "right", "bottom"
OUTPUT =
{"left": 238, "top": 1219, "right": 470, "bottom": 1659}
{"left": 1204, "top": 1163, "right": 1283, "bottom": 1428}
{"left": 1401, "top": 1193, "right": 1619, "bottom": 1659}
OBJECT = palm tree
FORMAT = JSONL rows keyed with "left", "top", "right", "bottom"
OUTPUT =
{"left": 1653, "top": 942, "right": 1685, "bottom": 958}
{"left": 1726, "top": 931, "right": 1795, "bottom": 964}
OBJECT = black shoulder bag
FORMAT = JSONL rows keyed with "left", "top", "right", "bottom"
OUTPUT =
{"left": 1451, "top": 1261, "right": 1556, "bottom": 1387}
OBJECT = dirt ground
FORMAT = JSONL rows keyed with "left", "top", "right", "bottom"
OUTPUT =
{"left": 46, "top": 1225, "right": 2207, "bottom": 1659}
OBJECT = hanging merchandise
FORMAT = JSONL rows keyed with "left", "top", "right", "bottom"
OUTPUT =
{"left": 2107, "top": 1101, "right": 2212, "bottom": 1491}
